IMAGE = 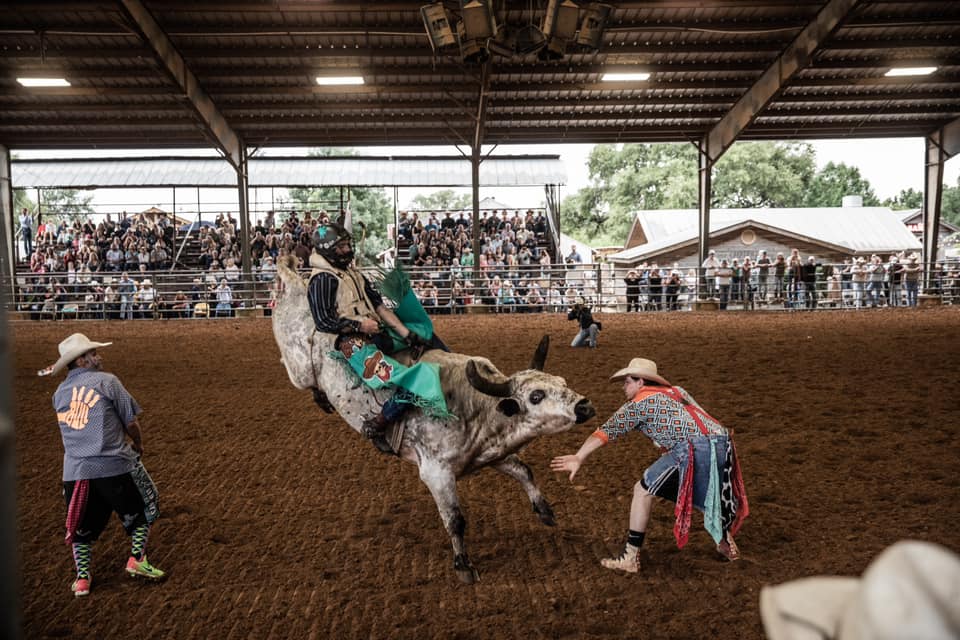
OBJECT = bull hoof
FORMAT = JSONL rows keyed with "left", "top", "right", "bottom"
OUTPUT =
{"left": 533, "top": 499, "right": 557, "bottom": 527}
{"left": 455, "top": 566, "right": 480, "bottom": 585}
{"left": 454, "top": 554, "right": 480, "bottom": 585}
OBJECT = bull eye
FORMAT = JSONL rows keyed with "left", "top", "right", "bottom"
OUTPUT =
{"left": 529, "top": 389, "right": 545, "bottom": 405}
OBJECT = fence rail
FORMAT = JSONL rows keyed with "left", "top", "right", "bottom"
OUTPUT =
{"left": 7, "top": 260, "right": 959, "bottom": 320}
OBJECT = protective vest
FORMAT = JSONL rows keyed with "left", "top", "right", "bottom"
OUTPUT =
{"left": 309, "top": 253, "right": 379, "bottom": 324}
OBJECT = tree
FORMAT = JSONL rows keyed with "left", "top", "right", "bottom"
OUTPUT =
{"left": 407, "top": 189, "right": 471, "bottom": 212}
{"left": 38, "top": 188, "right": 96, "bottom": 223}
{"left": 560, "top": 141, "right": 820, "bottom": 244}
{"left": 941, "top": 180, "right": 960, "bottom": 227}
{"left": 802, "top": 161, "right": 880, "bottom": 207}
{"left": 883, "top": 188, "right": 923, "bottom": 210}
{"left": 286, "top": 149, "right": 393, "bottom": 262}
{"left": 712, "top": 142, "right": 817, "bottom": 208}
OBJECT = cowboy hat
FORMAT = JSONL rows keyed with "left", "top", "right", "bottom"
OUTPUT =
{"left": 38, "top": 333, "right": 111, "bottom": 377}
{"left": 760, "top": 540, "right": 960, "bottom": 640}
{"left": 610, "top": 358, "right": 671, "bottom": 386}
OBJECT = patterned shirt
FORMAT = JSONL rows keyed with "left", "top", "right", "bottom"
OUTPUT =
{"left": 53, "top": 368, "right": 141, "bottom": 481}
{"left": 594, "top": 386, "right": 726, "bottom": 450}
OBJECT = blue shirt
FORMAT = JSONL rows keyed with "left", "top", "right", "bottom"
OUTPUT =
{"left": 53, "top": 368, "right": 141, "bottom": 481}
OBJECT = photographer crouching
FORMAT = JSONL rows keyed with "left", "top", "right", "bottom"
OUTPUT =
{"left": 568, "top": 301, "right": 601, "bottom": 349}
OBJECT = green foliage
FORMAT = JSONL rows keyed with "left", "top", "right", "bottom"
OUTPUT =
{"left": 37, "top": 189, "right": 96, "bottom": 223}
{"left": 14, "top": 189, "right": 34, "bottom": 216}
{"left": 407, "top": 189, "right": 471, "bottom": 212}
{"left": 883, "top": 188, "right": 923, "bottom": 210}
{"left": 713, "top": 142, "right": 817, "bottom": 207}
{"left": 802, "top": 161, "right": 880, "bottom": 207}
{"left": 942, "top": 181, "right": 960, "bottom": 227}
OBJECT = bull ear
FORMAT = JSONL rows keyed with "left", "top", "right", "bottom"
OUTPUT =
{"left": 466, "top": 359, "right": 511, "bottom": 397}
{"left": 529, "top": 334, "right": 549, "bottom": 371}
{"left": 496, "top": 398, "right": 521, "bottom": 417}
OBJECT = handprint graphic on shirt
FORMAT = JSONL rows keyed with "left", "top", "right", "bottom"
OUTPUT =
{"left": 57, "top": 386, "right": 101, "bottom": 430}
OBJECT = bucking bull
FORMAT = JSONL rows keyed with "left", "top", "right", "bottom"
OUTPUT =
{"left": 272, "top": 256, "right": 595, "bottom": 583}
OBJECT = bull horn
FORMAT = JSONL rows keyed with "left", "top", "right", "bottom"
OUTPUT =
{"left": 529, "top": 335, "right": 549, "bottom": 371}
{"left": 466, "top": 360, "right": 511, "bottom": 398}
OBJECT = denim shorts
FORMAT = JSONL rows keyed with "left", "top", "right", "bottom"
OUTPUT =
{"left": 642, "top": 435, "right": 729, "bottom": 510}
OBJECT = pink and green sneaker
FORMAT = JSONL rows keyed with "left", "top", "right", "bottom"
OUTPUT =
{"left": 125, "top": 556, "right": 166, "bottom": 581}
{"left": 71, "top": 577, "right": 91, "bottom": 597}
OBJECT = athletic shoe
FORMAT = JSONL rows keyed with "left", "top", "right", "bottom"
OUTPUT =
{"left": 600, "top": 543, "right": 640, "bottom": 573}
{"left": 71, "top": 577, "right": 91, "bottom": 597}
{"left": 717, "top": 534, "right": 741, "bottom": 561}
{"left": 125, "top": 556, "right": 166, "bottom": 580}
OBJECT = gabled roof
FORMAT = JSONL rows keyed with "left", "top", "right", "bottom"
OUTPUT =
{"left": 609, "top": 206, "right": 921, "bottom": 262}
{"left": 897, "top": 208, "right": 960, "bottom": 233}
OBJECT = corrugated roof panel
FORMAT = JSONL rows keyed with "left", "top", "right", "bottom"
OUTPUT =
{"left": 11, "top": 155, "right": 566, "bottom": 189}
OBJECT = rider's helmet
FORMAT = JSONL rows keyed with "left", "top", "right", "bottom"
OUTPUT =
{"left": 313, "top": 223, "right": 354, "bottom": 268}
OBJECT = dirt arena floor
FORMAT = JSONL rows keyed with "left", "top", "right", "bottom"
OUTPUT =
{"left": 12, "top": 308, "right": 960, "bottom": 639}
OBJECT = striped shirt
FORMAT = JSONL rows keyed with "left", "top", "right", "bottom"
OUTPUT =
{"left": 307, "top": 271, "right": 384, "bottom": 334}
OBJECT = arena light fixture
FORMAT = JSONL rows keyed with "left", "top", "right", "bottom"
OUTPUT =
{"left": 601, "top": 72, "right": 651, "bottom": 82}
{"left": 539, "top": 0, "right": 580, "bottom": 61}
{"left": 421, "top": 2, "right": 457, "bottom": 52}
{"left": 457, "top": 0, "right": 497, "bottom": 64}
{"left": 17, "top": 77, "right": 71, "bottom": 87}
{"left": 575, "top": 3, "right": 612, "bottom": 51}
{"left": 884, "top": 66, "right": 937, "bottom": 77}
{"left": 316, "top": 76, "right": 365, "bottom": 85}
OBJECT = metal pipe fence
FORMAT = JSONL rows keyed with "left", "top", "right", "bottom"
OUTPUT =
{"left": 6, "top": 260, "right": 959, "bottom": 320}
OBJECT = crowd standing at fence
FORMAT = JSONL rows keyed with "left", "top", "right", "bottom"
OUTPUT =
{"left": 11, "top": 205, "right": 960, "bottom": 319}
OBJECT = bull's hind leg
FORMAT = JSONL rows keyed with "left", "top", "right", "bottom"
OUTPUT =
{"left": 418, "top": 460, "right": 479, "bottom": 585}
{"left": 493, "top": 454, "right": 556, "bottom": 526}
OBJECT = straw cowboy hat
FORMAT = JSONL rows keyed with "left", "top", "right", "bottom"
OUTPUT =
{"left": 610, "top": 358, "right": 671, "bottom": 386}
{"left": 760, "top": 540, "right": 960, "bottom": 640}
{"left": 38, "top": 333, "right": 111, "bottom": 377}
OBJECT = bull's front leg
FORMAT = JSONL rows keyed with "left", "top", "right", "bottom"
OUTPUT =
{"left": 418, "top": 459, "right": 479, "bottom": 585}
{"left": 493, "top": 454, "right": 557, "bottom": 526}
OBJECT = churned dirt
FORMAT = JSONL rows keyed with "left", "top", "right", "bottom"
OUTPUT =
{"left": 13, "top": 308, "right": 960, "bottom": 639}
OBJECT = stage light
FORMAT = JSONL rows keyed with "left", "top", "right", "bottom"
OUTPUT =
{"left": 576, "top": 3, "right": 612, "bottom": 51}
{"left": 421, "top": 3, "right": 457, "bottom": 51}
{"left": 539, "top": 0, "right": 580, "bottom": 61}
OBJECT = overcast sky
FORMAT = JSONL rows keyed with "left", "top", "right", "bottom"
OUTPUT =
{"left": 15, "top": 138, "right": 960, "bottom": 215}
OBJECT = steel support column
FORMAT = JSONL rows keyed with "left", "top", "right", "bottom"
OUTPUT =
{"left": 923, "top": 135, "right": 946, "bottom": 291}
{"left": 237, "top": 148, "right": 252, "bottom": 280}
{"left": 470, "top": 62, "right": 491, "bottom": 281}
{"left": 922, "top": 115, "right": 960, "bottom": 290}
{"left": 0, "top": 146, "right": 13, "bottom": 300}
{"left": 0, "top": 142, "right": 18, "bottom": 640}
{"left": 697, "top": 137, "right": 714, "bottom": 297}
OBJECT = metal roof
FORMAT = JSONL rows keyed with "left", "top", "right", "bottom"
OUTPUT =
{"left": 608, "top": 206, "right": 922, "bottom": 261}
{"left": 10, "top": 155, "right": 566, "bottom": 188}
{"left": 1, "top": 1, "right": 959, "bottom": 150}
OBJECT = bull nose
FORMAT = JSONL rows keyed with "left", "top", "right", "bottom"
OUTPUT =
{"left": 574, "top": 399, "right": 596, "bottom": 424}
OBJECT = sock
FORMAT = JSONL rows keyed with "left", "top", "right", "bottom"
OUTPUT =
{"left": 131, "top": 524, "right": 150, "bottom": 560}
{"left": 72, "top": 542, "right": 92, "bottom": 579}
{"left": 626, "top": 530, "right": 645, "bottom": 548}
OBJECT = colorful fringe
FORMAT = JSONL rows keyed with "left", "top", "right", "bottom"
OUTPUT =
{"left": 64, "top": 479, "right": 89, "bottom": 545}
{"left": 673, "top": 441, "right": 695, "bottom": 549}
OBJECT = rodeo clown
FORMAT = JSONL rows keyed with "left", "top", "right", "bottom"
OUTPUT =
{"left": 307, "top": 221, "right": 449, "bottom": 454}
{"left": 40, "top": 333, "right": 165, "bottom": 597}
{"left": 551, "top": 358, "right": 748, "bottom": 573}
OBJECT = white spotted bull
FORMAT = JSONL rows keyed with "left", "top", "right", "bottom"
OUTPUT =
{"left": 272, "top": 256, "right": 595, "bottom": 583}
